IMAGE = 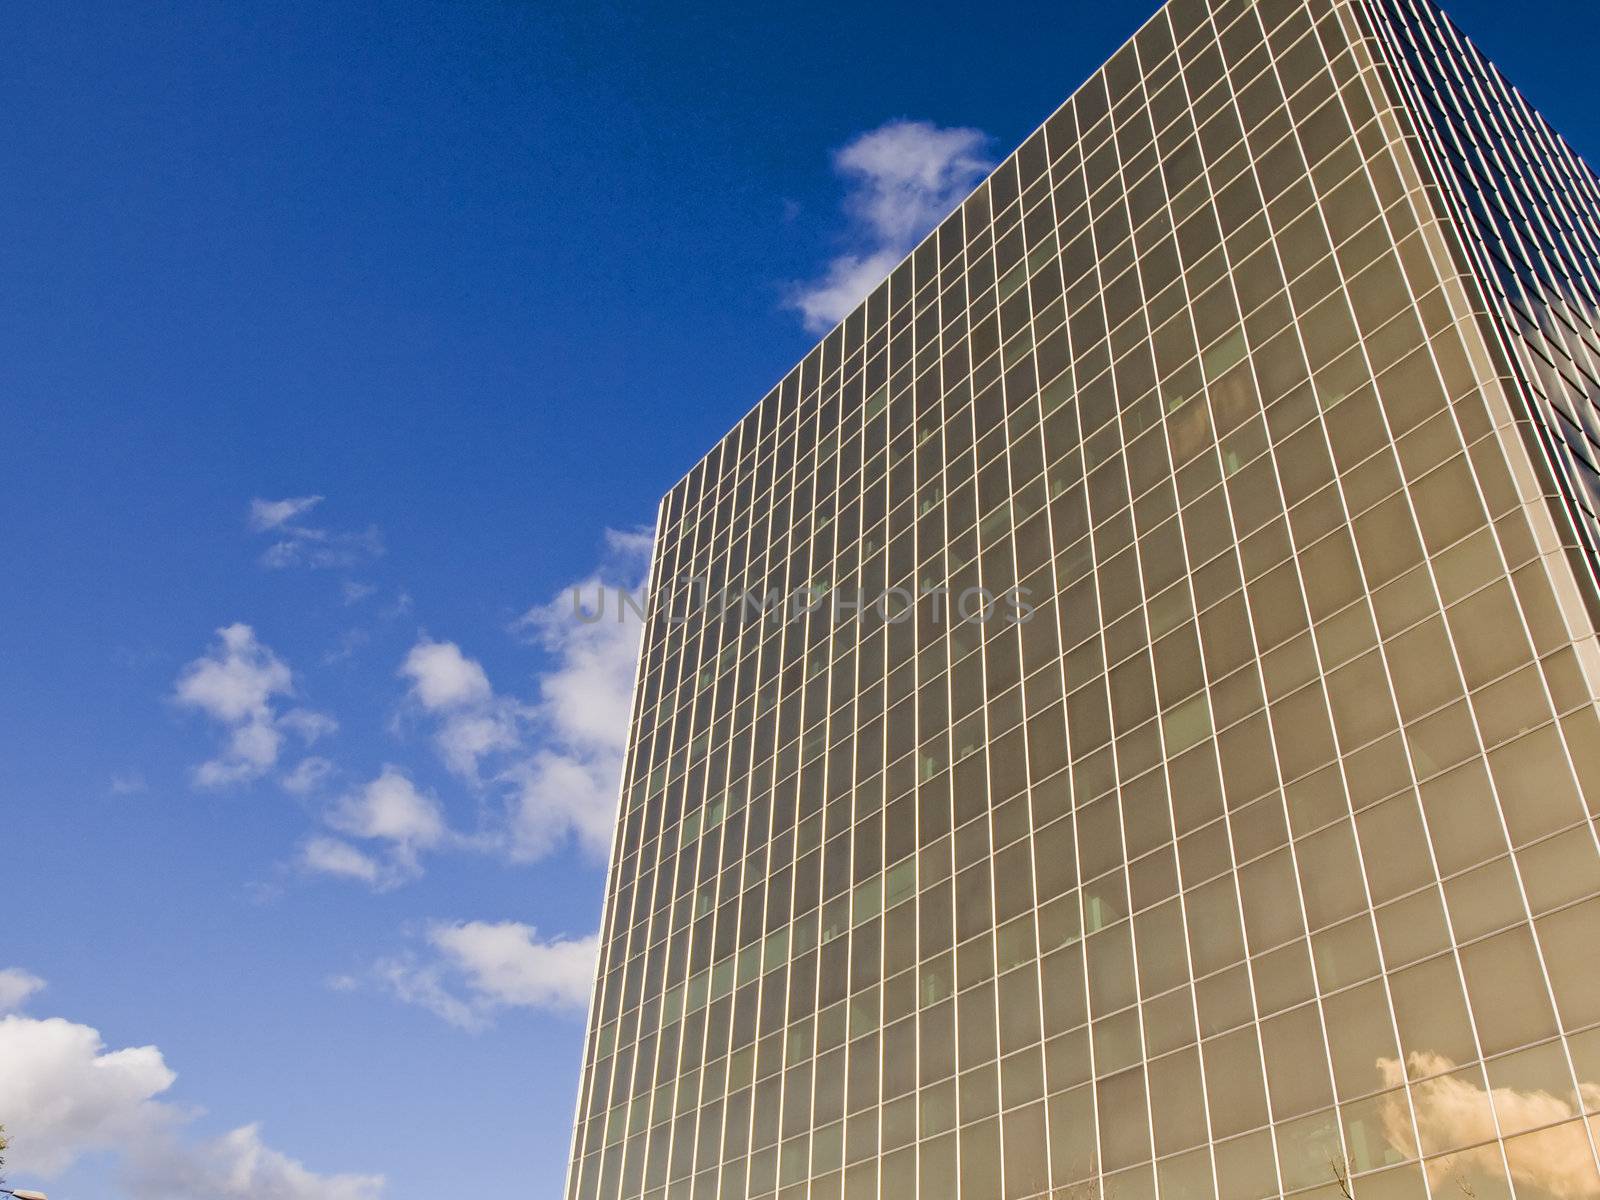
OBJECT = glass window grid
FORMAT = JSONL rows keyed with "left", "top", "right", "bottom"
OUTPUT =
{"left": 1354, "top": 0, "right": 1600, "bottom": 574}
{"left": 569, "top": 2, "right": 1593, "bottom": 1200}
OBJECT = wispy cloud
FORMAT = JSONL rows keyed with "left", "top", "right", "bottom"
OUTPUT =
{"left": 127, "top": 1124, "right": 381, "bottom": 1200}
{"left": 0, "top": 967, "right": 45, "bottom": 1014}
{"left": 505, "top": 526, "right": 650, "bottom": 860}
{"left": 280, "top": 755, "right": 334, "bottom": 795}
{"left": 109, "top": 770, "right": 148, "bottom": 797}
{"left": 787, "top": 119, "right": 992, "bottom": 332}
{"left": 300, "top": 836, "right": 385, "bottom": 887}
{"left": 248, "top": 495, "right": 383, "bottom": 570}
{"left": 0, "top": 968, "right": 382, "bottom": 1198}
{"left": 300, "top": 766, "right": 450, "bottom": 890}
{"left": 327, "top": 766, "right": 447, "bottom": 855}
{"left": 371, "top": 922, "right": 597, "bottom": 1031}
{"left": 325, "top": 587, "right": 407, "bottom": 665}
{"left": 400, "top": 637, "right": 525, "bottom": 781}
{"left": 297, "top": 528, "right": 650, "bottom": 891}
{"left": 388, "top": 527, "right": 649, "bottom": 871}
{"left": 248, "top": 495, "right": 324, "bottom": 532}
{"left": 174, "top": 624, "right": 335, "bottom": 788}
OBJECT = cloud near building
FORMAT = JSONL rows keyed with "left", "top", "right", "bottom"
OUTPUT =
{"left": 787, "top": 119, "right": 992, "bottom": 332}
{"left": 0, "top": 969, "right": 383, "bottom": 1199}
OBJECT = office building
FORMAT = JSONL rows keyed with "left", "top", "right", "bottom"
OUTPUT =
{"left": 567, "top": 0, "right": 1600, "bottom": 1195}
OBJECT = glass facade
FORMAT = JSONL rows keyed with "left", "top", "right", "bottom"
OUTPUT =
{"left": 565, "top": 0, "right": 1600, "bottom": 1197}
{"left": 1352, "top": 0, "right": 1600, "bottom": 615}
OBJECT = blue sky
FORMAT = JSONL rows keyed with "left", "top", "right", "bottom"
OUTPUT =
{"left": 2, "top": 1, "right": 1597, "bottom": 1197}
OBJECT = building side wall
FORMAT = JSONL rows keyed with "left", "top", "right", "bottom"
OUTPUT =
{"left": 1351, "top": 0, "right": 1600, "bottom": 627}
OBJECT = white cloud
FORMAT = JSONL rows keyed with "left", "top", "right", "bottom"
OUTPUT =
{"left": 248, "top": 495, "right": 382, "bottom": 571}
{"left": 300, "top": 836, "right": 383, "bottom": 886}
{"left": 787, "top": 119, "right": 992, "bottom": 332}
{"left": 601, "top": 526, "right": 654, "bottom": 559}
{"left": 401, "top": 640, "right": 493, "bottom": 710}
{"left": 520, "top": 575, "right": 649, "bottom": 756}
{"left": 173, "top": 625, "right": 334, "bottom": 789}
{"left": 435, "top": 707, "right": 523, "bottom": 779}
{"left": 373, "top": 956, "right": 479, "bottom": 1031}
{"left": 260, "top": 529, "right": 384, "bottom": 571}
{"left": 788, "top": 249, "right": 905, "bottom": 335}
{"left": 308, "top": 529, "right": 649, "bottom": 891}
{"left": 835, "top": 120, "right": 991, "bottom": 243}
{"left": 328, "top": 766, "right": 446, "bottom": 849}
{"left": 399, "top": 639, "right": 524, "bottom": 780}
{"left": 128, "top": 1122, "right": 383, "bottom": 1200}
{"left": 431, "top": 922, "right": 596, "bottom": 1013}
{"left": 396, "top": 637, "right": 519, "bottom": 785}
{"left": 502, "top": 527, "right": 651, "bottom": 861}
{"left": 248, "top": 495, "right": 324, "bottom": 532}
{"left": 176, "top": 624, "right": 292, "bottom": 725}
{"left": 280, "top": 755, "right": 334, "bottom": 795}
{"left": 374, "top": 922, "right": 596, "bottom": 1032}
{"left": 0, "top": 971, "right": 382, "bottom": 1198}
{"left": 0, "top": 966, "right": 45, "bottom": 1014}
{"left": 503, "top": 750, "right": 622, "bottom": 863}
{"left": 302, "top": 767, "right": 452, "bottom": 889}
{"left": 0, "top": 1011, "right": 177, "bottom": 1177}
{"left": 280, "top": 708, "right": 337, "bottom": 742}
{"left": 109, "top": 770, "right": 148, "bottom": 796}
